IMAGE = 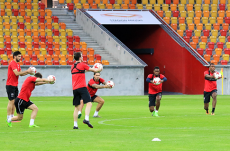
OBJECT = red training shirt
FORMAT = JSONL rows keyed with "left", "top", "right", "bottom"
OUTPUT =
{"left": 71, "top": 62, "right": 90, "bottom": 90}
{"left": 6, "top": 60, "right": 21, "bottom": 87}
{"left": 18, "top": 76, "right": 37, "bottom": 102}
{"left": 147, "top": 74, "right": 165, "bottom": 95}
{"left": 87, "top": 78, "right": 105, "bottom": 97}
{"left": 204, "top": 70, "right": 217, "bottom": 92}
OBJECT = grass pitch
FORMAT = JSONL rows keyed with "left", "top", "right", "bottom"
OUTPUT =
{"left": 1, "top": 95, "right": 230, "bottom": 151}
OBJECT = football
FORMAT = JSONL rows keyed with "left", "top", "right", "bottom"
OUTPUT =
{"left": 29, "top": 67, "right": 37, "bottom": 75}
{"left": 107, "top": 81, "right": 115, "bottom": 88}
{"left": 153, "top": 77, "right": 161, "bottom": 85}
{"left": 47, "top": 75, "right": 56, "bottom": 84}
{"left": 93, "top": 63, "right": 103, "bottom": 72}
{"left": 214, "top": 72, "right": 222, "bottom": 80}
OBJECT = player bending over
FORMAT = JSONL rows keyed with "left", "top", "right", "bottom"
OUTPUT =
{"left": 203, "top": 63, "right": 221, "bottom": 115}
{"left": 6, "top": 51, "right": 33, "bottom": 123}
{"left": 72, "top": 52, "right": 101, "bottom": 129}
{"left": 78, "top": 72, "right": 111, "bottom": 118}
{"left": 6, "top": 72, "right": 54, "bottom": 127}
{"left": 146, "top": 66, "right": 167, "bottom": 117}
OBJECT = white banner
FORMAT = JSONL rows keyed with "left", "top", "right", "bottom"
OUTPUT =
{"left": 86, "top": 11, "right": 161, "bottom": 25}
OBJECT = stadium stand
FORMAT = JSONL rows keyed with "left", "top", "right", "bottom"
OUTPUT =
{"left": 57, "top": 0, "right": 230, "bottom": 65}
{"left": 0, "top": 0, "right": 111, "bottom": 66}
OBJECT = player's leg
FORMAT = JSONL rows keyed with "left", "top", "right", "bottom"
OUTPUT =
{"left": 73, "top": 89, "right": 81, "bottom": 129}
{"left": 77, "top": 99, "right": 84, "bottom": 119}
{"left": 27, "top": 103, "right": 39, "bottom": 127}
{"left": 7, "top": 98, "right": 24, "bottom": 127}
{"left": 211, "top": 91, "right": 217, "bottom": 115}
{"left": 81, "top": 88, "right": 93, "bottom": 128}
{"left": 149, "top": 94, "right": 156, "bottom": 116}
{"left": 11, "top": 87, "right": 19, "bottom": 117}
{"left": 93, "top": 96, "right": 104, "bottom": 117}
{"left": 6, "top": 86, "right": 16, "bottom": 121}
{"left": 155, "top": 93, "right": 162, "bottom": 117}
{"left": 204, "top": 91, "right": 211, "bottom": 114}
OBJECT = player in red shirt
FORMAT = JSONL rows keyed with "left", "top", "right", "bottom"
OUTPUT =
{"left": 203, "top": 63, "right": 221, "bottom": 115}
{"left": 6, "top": 72, "right": 54, "bottom": 127}
{"left": 72, "top": 52, "right": 101, "bottom": 129}
{"left": 146, "top": 66, "right": 167, "bottom": 117}
{"left": 78, "top": 72, "right": 111, "bottom": 118}
{"left": 6, "top": 51, "right": 33, "bottom": 123}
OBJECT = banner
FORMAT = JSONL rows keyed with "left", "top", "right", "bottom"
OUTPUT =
{"left": 86, "top": 11, "right": 161, "bottom": 25}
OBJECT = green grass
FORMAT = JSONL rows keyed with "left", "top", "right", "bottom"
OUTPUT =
{"left": 1, "top": 95, "right": 230, "bottom": 151}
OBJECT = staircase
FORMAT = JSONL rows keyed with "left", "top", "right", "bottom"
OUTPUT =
{"left": 50, "top": 8, "right": 119, "bottom": 65}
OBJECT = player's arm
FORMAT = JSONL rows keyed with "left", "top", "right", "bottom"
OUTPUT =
{"left": 146, "top": 78, "right": 154, "bottom": 84}
{"left": 91, "top": 84, "right": 110, "bottom": 89}
{"left": 205, "top": 74, "right": 215, "bottom": 79}
{"left": 13, "top": 68, "right": 33, "bottom": 76}
{"left": 160, "top": 77, "right": 167, "bottom": 83}
{"left": 87, "top": 67, "right": 102, "bottom": 73}
{"left": 35, "top": 78, "right": 53, "bottom": 85}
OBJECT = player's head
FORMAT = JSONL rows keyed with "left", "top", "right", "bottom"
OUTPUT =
{"left": 74, "top": 52, "right": 83, "bottom": 62}
{"left": 94, "top": 72, "right": 100, "bottom": 81}
{"left": 13, "top": 51, "right": 22, "bottom": 63}
{"left": 34, "top": 72, "right": 42, "bottom": 78}
{"left": 209, "top": 63, "right": 215, "bottom": 72}
{"left": 153, "top": 66, "right": 160, "bottom": 76}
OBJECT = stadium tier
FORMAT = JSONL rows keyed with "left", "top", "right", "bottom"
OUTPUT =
{"left": 0, "top": 0, "right": 110, "bottom": 66}
{"left": 59, "top": 0, "right": 230, "bottom": 65}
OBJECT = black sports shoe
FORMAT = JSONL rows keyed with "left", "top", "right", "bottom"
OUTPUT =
{"left": 83, "top": 119, "right": 93, "bottom": 128}
{"left": 73, "top": 126, "right": 79, "bottom": 129}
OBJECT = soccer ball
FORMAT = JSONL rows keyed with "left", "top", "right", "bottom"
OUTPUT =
{"left": 47, "top": 75, "right": 56, "bottom": 84}
{"left": 153, "top": 77, "right": 161, "bottom": 85}
{"left": 107, "top": 81, "right": 115, "bottom": 88}
{"left": 214, "top": 72, "right": 221, "bottom": 80}
{"left": 93, "top": 63, "right": 103, "bottom": 72}
{"left": 29, "top": 67, "right": 37, "bottom": 75}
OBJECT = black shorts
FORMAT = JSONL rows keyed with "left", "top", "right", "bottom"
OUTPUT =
{"left": 73, "top": 87, "right": 91, "bottom": 106}
{"left": 91, "top": 95, "right": 98, "bottom": 102}
{"left": 204, "top": 89, "right": 217, "bottom": 103}
{"left": 6, "top": 85, "right": 19, "bottom": 100}
{"left": 149, "top": 93, "right": 162, "bottom": 107}
{"left": 14, "top": 97, "right": 34, "bottom": 114}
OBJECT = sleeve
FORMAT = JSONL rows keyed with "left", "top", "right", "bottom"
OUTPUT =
{"left": 31, "top": 77, "right": 37, "bottom": 82}
{"left": 147, "top": 74, "right": 153, "bottom": 79}
{"left": 100, "top": 78, "right": 105, "bottom": 84}
{"left": 83, "top": 63, "right": 90, "bottom": 70}
{"left": 160, "top": 74, "right": 165, "bottom": 79}
{"left": 11, "top": 62, "right": 17, "bottom": 70}
{"left": 88, "top": 79, "right": 95, "bottom": 86}
{"left": 204, "top": 71, "right": 208, "bottom": 76}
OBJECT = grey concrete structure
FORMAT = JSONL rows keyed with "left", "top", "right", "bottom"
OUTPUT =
{"left": 0, "top": 66, "right": 144, "bottom": 97}
{"left": 215, "top": 67, "right": 230, "bottom": 95}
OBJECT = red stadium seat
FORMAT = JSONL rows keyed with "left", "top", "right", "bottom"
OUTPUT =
{"left": 0, "top": 48, "right": 4, "bottom": 55}
{"left": 73, "top": 36, "right": 80, "bottom": 42}
{"left": 197, "top": 48, "right": 204, "bottom": 56}
{"left": 217, "top": 42, "right": 224, "bottom": 49}
{"left": 38, "top": 60, "right": 45, "bottom": 65}
{"left": 19, "top": 42, "right": 25, "bottom": 48}
{"left": 203, "top": 30, "right": 210, "bottom": 36}
{"left": 67, "top": 36, "right": 73, "bottom": 42}
{"left": 220, "top": 30, "right": 227, "bottom": 36}
{"left": 1, "top": 60, "right": 8, "bottom": 65}
{"left": 52, "top": 16, "right": 59, "bottom": 23}
{"left": 67, "top": 42, "right": 73, "bottom": 48}
{"left": 224, "top": 48, "right": 230, "bottom": 55}
{"left": 208, "top": 42, "right": 215, "bottom": 49}
{"left": 32, "top": 42, "right": 39, "bottom": 48}
{"left": 219, "top": 4, "right": 225, "bottom": 10}
{"left": 5, "top": 48, "right": 12, "bottom": 55}
{"left": 221, "top": 60, "right": 228, "bottom": 65}
{"left": 205, "top": 48, "right": 213, "bottom": 55}
{"left": 52, "top": 60, "right": 60, "bottom": 65}
{"left": 67, "top": 60, "right": 74, "bottom": 65}
{"left": 74, "top": 48, "right": 81, "bottom": 53}
{"left": 186, "top": 30, "right": 193, "bottom": 37}
{"left": 183, "top": 36, "right": 190, "bottom": 43}
{"left": 67, "top": 48, "right": 74, "bottom": 55}
{"left": 172, "top": 11, "right": 179, "bottom": 17}
{"left": 23, "top": 60, "right": 30, "bottom": 65}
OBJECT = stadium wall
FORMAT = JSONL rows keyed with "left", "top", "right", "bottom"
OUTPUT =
{"left": 0, "top": 66, "right": 144, "bottom": 97}
{"left": 104, "top": 25, "right": 208, "bottom": 94}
